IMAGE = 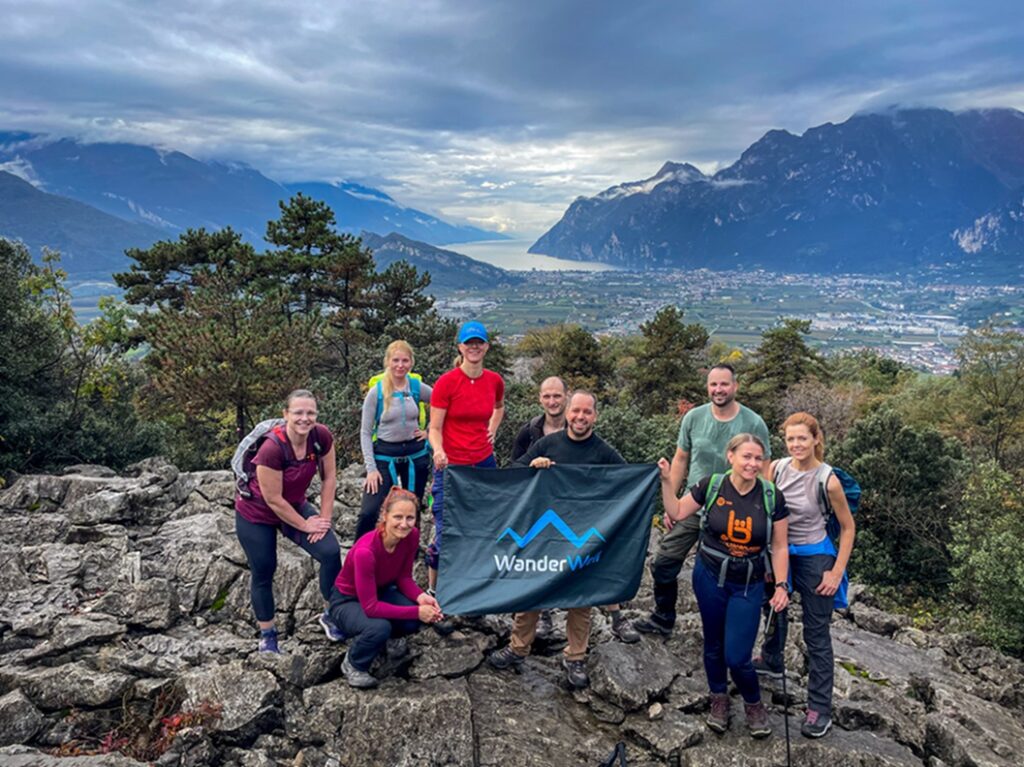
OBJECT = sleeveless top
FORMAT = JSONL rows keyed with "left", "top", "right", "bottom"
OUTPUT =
{"left": 773, "top": 460, "right": 828, "bottom": 546}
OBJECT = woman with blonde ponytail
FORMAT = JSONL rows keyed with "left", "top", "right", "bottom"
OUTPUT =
{"left": 356, "top": 341, "right": 433, "bottom": 538}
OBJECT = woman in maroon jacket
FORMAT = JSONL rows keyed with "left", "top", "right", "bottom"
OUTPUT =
{"left": 235, "top": 389, "right": 341, "bottom": 653}
{"left": 330, "top": 488, "right": 444, "bottom": 688}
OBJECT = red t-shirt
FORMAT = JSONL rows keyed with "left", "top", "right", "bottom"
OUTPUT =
{"left": 235, "top": 425, "right": 333, "bottom": 525}
{"left": 334, "top": 528, "right": 423, "bottom": 620}
{"left": 431, "top": 367, "right": 504, "bottom": 465}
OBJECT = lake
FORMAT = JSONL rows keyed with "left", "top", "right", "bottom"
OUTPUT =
{"left": 442, "top": 238, "right": 617, "bottom": 272}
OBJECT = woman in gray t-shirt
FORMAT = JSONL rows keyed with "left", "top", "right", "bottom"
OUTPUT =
{"left": 755, "top": 411, "right": 856, "bottom": 739}
{"left": 356, "top": 340, "right": 432, "bottom": 538}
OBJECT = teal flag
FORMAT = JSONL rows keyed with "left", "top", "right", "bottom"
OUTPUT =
{"left": 436, "top": 464, "right": 658, "bottom": 616}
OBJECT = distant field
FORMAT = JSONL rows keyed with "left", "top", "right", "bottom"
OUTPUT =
{"left": 69, "top": 267, "right": 1023, "bottom": 372}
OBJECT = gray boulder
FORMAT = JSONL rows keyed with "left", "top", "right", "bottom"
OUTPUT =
{"left": 0, "top": 690, "right": 45, "bottom": 746}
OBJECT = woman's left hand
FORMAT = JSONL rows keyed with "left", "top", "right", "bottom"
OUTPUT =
{"left": 769, "top": 586, "right": 789, "bottom": 612}
{"left": 308, "top": 515, "right": 332, "bottom": 543}
{"left": 413, "top": 429, "right": 428, "bottom": 442}
{"left": 816, "top": 568, "right": 843, "bottom": 596}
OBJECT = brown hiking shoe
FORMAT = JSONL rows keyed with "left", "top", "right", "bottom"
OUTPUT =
{"left": 744, "top": 701, "right": 772, "bottom": 738}
{"left": 706, "top": 693, "right": 730, "bottom": 733}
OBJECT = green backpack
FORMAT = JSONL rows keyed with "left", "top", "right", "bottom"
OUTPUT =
{"left": 698, "top": 471, "right": 777, "bottom": 588}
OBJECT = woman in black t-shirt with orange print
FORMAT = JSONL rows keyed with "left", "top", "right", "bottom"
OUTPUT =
{"left": 659, "top": 433, "right": 790, "bottom": 740}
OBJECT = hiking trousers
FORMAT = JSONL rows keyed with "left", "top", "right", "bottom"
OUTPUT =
{"left": 329, "top": 585, "right": 421, "bottom": 672}
{"left": 760, "top": 552, "right": 836, "bottom": 715}
{"left": 510, "top": 607, "right": 593, "bottom": 662}
{"left": 356, "top": 438, "right": 431, "bottom": 539}
{"left": 649, "top": 514, "right": 702, "bottom": 622}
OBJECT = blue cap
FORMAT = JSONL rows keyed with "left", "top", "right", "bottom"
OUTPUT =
{"left": 457, "top": 321, "right": 489, "bottom": 344}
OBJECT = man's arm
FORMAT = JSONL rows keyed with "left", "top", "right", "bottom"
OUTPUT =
{"left": 510, "top": 422, "right": 532, "bottom": 462}
{"left": 663, "top": 448, "right": 689, "bottom": 530}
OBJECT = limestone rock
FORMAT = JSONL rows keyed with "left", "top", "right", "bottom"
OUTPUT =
{"left": 622, "top": 708, "right": 703, "bottom": 759}
{"left": 407, "top": 628, "right": 493, "bottom": 680}
{"left": 0, "top": 745, "right": 147, "bottom": 765}
{"left": 9, "top": 662, "right": 134, "bottom": 710}
{"left": 180, "top": 660, "right": 282, "bottom": 742}
{"left": 23, "top": 613, "right": 126, "bottom": 660}
{"left": 849, "top": 603, "right": 912, "bottom": 637}
{"left": 0, "top": 689, "right": 45, "bottom": 746}
{"left": 589, "top": 637, "right": 678, "bottom": 711}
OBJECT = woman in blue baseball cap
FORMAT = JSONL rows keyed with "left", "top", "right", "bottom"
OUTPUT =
{"left": 425, "top": 321, "right": 505, "bottom": 593}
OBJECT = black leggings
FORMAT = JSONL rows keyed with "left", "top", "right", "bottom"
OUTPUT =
{"left": 235, "top": 503, "right": 342, "bottom": 622}
{"left": 356, "top": 439, "right": 431, "bottom": 539}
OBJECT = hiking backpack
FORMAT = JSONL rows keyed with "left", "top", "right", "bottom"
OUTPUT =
{"left": 775, "top": 457, "right": 860, "bottom": 544}
{"left": 367, "top": 372, "right": 427, "bottom": 439}
{"left": 231, "top": 419, "right": 326, "bottom": 500}
{"left": 698, "top": 472, "right": 778, "bottom": 586}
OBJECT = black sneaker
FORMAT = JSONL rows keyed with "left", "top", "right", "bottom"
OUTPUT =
{"left": 488, "top": 645, "right": 525, "bottom": 672}
{"left": 386, "top": 637, "right": 409, "bottom": 660}
{"left": 610, "top": 612, "right": 640, "bottom": 644}
{"left": 632, "top": 613, "right": 674, "bottom": 637}
{"left": 535, "top": 610, "right": 554, "bottom": 640}
{"left": 801, "top": 709, "right": 832, "bottom": 738}
{"left": 752, "top": 655, "right": 784, "bottom": 679}
{"left": 562, "top": 657, "right": 590, "bottom": 689}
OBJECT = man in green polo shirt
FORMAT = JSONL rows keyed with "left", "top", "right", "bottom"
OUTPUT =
{"left": 633, "top": 363, "right": 771, "bottom": 636}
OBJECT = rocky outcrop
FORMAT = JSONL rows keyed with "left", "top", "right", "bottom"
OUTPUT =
{"left": 1, "top": 460, "right": 1023, "bottom": 766}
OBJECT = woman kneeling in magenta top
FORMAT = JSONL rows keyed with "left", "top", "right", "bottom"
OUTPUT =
{"left": 331, "top": 487, "right": 444, "bottom": 688}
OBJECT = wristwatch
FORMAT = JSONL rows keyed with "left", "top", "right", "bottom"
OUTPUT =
{"left": 775, "top": 582, "right": 792, "bottom": 594}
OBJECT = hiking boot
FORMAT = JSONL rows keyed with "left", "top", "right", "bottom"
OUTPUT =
{"left": 752, "top": 655, "right": 784, "bottom": 680}
{"left": 562, "top": 657, "right": 590, "bottom": 689}
{"left": 535, "top": 610, "right": 554, "bottom": 640}
{"left": 433, "top": 618, "right": 456, "bottom": 637}
{"left": 341, "top": 654, "right": 379, "bottom": 689}
{"left": 386, "top": 637, "right": 409, "bottom": 660}
{"left": 258, "top": 629, "right": 280, "bottom": 654}
{"left": 610, "top": 612, "right": 640, "bottom": 644}
{"left": 488, "top": 645, "right": 525, "bottom": 672}
{"left": 706, "top": 693, "right": 731, "bottom": 733}
{"left": 318, "top": 611, "right": 346, "bottom": 643}
{"left": 801, "top": 709, "right": 832, "bottom": 738}
{"left": 744, "top": 701, "right": 772, "bottom": 739}
{"left": 632, "top": 613, "right": 674, "bottom": 637}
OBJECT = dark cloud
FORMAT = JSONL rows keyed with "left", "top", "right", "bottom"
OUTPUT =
{"left": 0, "top": 0, "right": 1022, "bottom": 233}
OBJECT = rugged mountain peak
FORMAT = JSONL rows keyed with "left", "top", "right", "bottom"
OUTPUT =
{"left": 531, "top": 107, "right": 1024, "bottom": 276}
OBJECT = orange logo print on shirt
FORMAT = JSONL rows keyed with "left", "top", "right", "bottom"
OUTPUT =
{"left": 725, "top": 510, "right": 752, "bottom": 544}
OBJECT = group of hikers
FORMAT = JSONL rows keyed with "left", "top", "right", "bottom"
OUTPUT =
{"left": 233, "top": 320, "right": 856, "bottom": 741}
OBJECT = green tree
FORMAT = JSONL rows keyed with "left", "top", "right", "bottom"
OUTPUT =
{"left": 832, "top": 407, "right": 964, "bottom": 596}
{"left": 141, "top": 271, "right": 319, "bottom": 440}
{"left": 265, "top": 194, "right": 375, "bottom": 373}
{"left": 533, "top": 324, "right": 612, "bottom": 393}
{"left": 950, "top": 461, "right": 1024, "bottom": 653}
{"left": 746, "top": 318, "right": 827, "bottom": 426}
{"left": 626, "top": 306, "right": 708, "bottom": 416}
{"left": 115, "top": 228, "right": 255, "bottom": 309}
{"left": 0, "top": 241, "right": 65, "bottom": 474}
{"left": 955, "top": 325, "right": 1024, "bottom": 469}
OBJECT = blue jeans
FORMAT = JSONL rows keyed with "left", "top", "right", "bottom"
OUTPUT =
{"left": 235, "top": 503, "right": 341, "bottom": 622}
{"left": 761, "top": 552, "right": 836, "bottom": 714}
{"left": 424, "top": 454, "right": 497, "bottom": 570}
{"left": 328, "top": 585, "right": 421, "bottom": 671}
{"left": 692, "top": 558, "right": 765, "bottom": 704}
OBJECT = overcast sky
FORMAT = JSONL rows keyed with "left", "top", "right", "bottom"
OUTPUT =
{"left": 2, "top": 0, "right": 1022, "bottom": 236}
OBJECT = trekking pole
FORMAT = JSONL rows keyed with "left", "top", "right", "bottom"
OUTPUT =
{"left": 763, "top": 607, "right": 791, "bottom": 767}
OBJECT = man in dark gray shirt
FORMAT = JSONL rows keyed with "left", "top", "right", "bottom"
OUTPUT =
{"left": 489, "top": 391, "right": 639, "bottom": 689}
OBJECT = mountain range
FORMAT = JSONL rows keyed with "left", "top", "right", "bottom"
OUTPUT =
{"left": 530, "top": 108, "right": 1024, "bottom": 277}
{"left": 0, "top": 132, "right": 503, "bottom": 277}
{"left": 360, "top": 232, "right": 521, "bottom": 291}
